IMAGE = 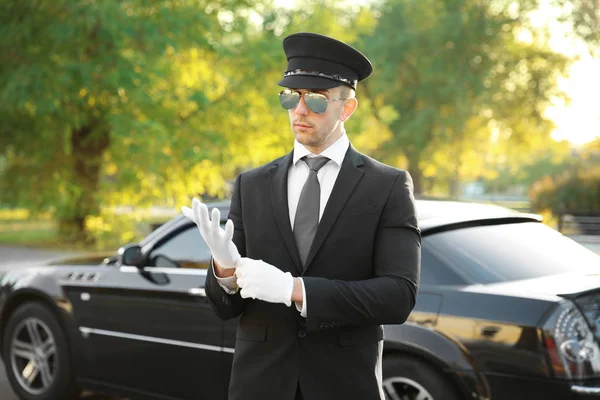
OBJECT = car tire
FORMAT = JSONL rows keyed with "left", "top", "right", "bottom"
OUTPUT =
{"left": 2, "top": 301, "right": 80, "bottom": 400}
{"left": 382, "top": 354, "right": 460, "bottom": 400}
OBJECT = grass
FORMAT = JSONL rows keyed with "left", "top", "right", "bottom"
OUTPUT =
{"left": 0, "top": 219, "right": 90, "bottom": 251}
{"left": 0, "top": 208, "right": 159, "bottom": 252}
{"left": 0, "top": 218, "right": 55, "bottom": 242}
{"left": 0, "top": 228, "right": 57, "bottom": 244}
{"left": 0, "top": 210, "right": 89, "bottom": 251}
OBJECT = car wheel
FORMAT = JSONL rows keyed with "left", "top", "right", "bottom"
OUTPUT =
{"left": 382, "top": 355, "right": 460, "bottom": 400}
{"left": 2, "top": 302, "right": 80, "bottom": 400}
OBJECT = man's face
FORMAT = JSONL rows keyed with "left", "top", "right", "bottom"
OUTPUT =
{"left": 285, "top": 86, "right": 347, "bottom": 153}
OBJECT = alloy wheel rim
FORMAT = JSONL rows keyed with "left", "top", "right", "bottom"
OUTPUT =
{"left": 10, "top": 317, "right": 57, "bottom": 395}
{"left": 383, "top": 376, "right": 435, "bottom": 400}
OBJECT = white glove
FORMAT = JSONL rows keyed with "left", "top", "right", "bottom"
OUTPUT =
{"left": 181, "top": 198, "right": 240, "bottom": 269}
{"left": 235, "top": 258, "right": 294, "bottom": 307}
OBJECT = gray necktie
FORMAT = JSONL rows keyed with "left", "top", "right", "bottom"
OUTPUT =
{"left": 293, "top": 156, "right": 330, "bottom": 266}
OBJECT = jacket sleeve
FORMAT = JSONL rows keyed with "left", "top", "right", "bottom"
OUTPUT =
{"left": 302, "top": 170, "right": 421, "bottom": 332}
{"left": 205, "top": 174, "right": 247, "bottom": 321}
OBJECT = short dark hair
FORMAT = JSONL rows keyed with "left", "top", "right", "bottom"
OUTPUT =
{"left": 339, "top": 85, "right": 355, "bottom": 99}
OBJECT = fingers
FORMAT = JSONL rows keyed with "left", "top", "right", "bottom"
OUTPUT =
{"left": 235, "top": 264, "right": 244, "bottom": 279}
{"left": 192, "top": 197, "right": 201, "bottom": 212}
{"left": 240, "top": 286, "right": 256, "bottom": 300}
{"left": 236, "top": 270, "right": 255, "bottom": 299}
{"left": 187, "top": 199, "right": 224, "bottom": 236}
{"left": 224, "top": 219, "right": 234, "bottom": 241}
{"left": 235, "top": 257, "right": 256, "bottom": 274}
{"left": 235, "top": 258, "right": 257, "bottom": 280}
{"left": 193, "top": 199, "right": 210, "bottom": 232}
{"left": 236, "top": 276, "right": 246, "bottom": 287}
{"left": 192, "top": 198, "right": 201, "bottom": 223}
{"left": 211, "top": 207, "right": 221, "bottom": 234}
{"left": 181, "top": 206, "right": 194, "bottom": 221}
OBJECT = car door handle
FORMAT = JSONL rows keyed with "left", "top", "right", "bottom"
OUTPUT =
{"left": 481, "top": 325, "right": 501, "bottom": 338}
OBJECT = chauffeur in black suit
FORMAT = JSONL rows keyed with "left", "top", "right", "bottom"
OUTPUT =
{"left": 182, "top": 32, "right": 421, "bottom": 400}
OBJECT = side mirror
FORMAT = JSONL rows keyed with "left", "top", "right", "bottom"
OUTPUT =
{"left": 118, "top": 244, "right": 144, "bottom": 267}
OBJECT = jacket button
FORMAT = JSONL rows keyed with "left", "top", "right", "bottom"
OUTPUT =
{"left": 298, "top": 330, "right": 307, "bottom": 338}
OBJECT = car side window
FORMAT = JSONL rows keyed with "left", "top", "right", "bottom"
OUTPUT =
{"left": 420, "top": 245, "right": 466, "bottom": 286}
{"left": 149, "top": 226, "right": 212, "bottom": 269}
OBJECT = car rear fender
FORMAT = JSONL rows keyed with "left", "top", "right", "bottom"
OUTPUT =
{"left": 384, "top": 323, "right": 489, "bottom": 398}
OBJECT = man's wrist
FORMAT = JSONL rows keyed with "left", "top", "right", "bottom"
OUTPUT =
{"left": 291, "top": 277, "right": 303, "bottom": 302}
{"left": 213, "top": 258, "right": 236, "bottom": 278}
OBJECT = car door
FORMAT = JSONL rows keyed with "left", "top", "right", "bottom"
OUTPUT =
{"left": 64, "top": 225, "right": 232, "bottom": 400}
{"left": 406, "top": 246, "right": 466, "bottom": 327}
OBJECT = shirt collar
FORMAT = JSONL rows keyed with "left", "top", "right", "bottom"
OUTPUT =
{"left": 293, "top": 131, "right": 350, "bottom": 167}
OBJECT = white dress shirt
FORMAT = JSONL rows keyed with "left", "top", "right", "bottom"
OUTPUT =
{"left": 215, "top": 131, "right": 350, "bottom": 318}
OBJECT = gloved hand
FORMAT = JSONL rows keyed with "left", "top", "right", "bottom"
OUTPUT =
{"left": 235, "top": 258, "right": 294, "bottom": 307}
{"left": 181, "top": 198, "right": 240, "bottom": 269}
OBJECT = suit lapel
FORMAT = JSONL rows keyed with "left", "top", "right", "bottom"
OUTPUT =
{"left": 269, "top": 151, "right": 303, "bottom": 274}
{"left": 303, "top": 145, "right": 364, "bottom": 272}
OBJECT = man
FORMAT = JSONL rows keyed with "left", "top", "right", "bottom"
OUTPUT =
{"left": 182, "top": 32, "right": 421, "bottom": 400}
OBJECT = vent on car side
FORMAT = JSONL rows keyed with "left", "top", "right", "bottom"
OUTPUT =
{"left": 64, "top": 272, "right": 100, "bottom": 282}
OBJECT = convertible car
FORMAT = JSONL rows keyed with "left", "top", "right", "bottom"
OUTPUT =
{"left": 0, "top": 200, "right": 599, "bottom": 400}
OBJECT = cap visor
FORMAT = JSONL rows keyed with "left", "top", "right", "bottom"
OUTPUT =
{"left": 278, "top": 75, "right": 343, "bottom": 90}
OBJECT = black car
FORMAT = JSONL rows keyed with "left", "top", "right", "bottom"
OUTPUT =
{"left": 0, "top": 200, "right": 599, "bottom": 400}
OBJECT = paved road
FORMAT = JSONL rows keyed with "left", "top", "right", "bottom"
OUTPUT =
{"left": 0, "top": 361, "right": 17, "bottom": 399}
{"left": 0, "top": 245, "right": 80, "bottom": 264}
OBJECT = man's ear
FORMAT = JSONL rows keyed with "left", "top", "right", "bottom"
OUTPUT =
{"left": 339, "top": 98, "right": 358, "bottom": 122}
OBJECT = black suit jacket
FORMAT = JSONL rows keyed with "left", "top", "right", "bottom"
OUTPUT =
{"left": 205, "top": 145, "right": 421, "bottom": 400}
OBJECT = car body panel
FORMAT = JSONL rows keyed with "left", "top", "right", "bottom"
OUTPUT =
{"left": 0, "top": 264, "right": 229, "bottom": 399}
{"left": 476, "top": 272, "right": 600, "bottom": 299}
{"left": 0, "top": 200, "right": 598, "bottom": 400}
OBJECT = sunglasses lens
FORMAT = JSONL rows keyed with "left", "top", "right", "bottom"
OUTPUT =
{"left": 279, "top": 91, "right": 299, "bottom": 110}
{"left": 304, "top": 93, "right": 327, "bottom": 114}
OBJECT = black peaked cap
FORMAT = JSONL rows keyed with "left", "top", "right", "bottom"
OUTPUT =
{"left": 278, "top": 32, "right": 373, "bottom": 90}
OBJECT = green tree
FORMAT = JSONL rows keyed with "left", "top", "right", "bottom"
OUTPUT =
{"left": 482, "top": 138, "right": 572, "bottom": 193}
{"left": 0, "top": 0, "right": 254, "bottom": 242}
{"left": 0, "top": 0, "right": 379, "bottom": 246}
{"left": 359, "top": 0, "right": 571, "bottom": 195}
{"left": 529, "top": 166, "right": 600, "bottom": 214}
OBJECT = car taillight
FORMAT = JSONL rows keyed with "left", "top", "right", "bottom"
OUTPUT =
{"left": 542, "top": 301, "right": 600, "bottom": 379}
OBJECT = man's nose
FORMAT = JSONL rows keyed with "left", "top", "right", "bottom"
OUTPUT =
{"left": 294, "top": 95, "right": 309, "bottom": 116}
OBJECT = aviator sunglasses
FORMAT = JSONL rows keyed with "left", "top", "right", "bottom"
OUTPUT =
{"left": 278, "top": 89, "right": 348, "bottom": 114}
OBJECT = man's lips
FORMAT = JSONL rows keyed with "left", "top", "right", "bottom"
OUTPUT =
{"left": 294, "top": 123, "right": 312, "bottom": 128}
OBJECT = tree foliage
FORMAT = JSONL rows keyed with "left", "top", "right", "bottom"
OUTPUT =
{"left": 530, "top": 137, "right": 600, "bottom": 214}
{"left": 555, "top": 0, "right": 600, "bottom": 53}
{"left": 0, "top": 0, "right": 256, "bottom": 241}
{"left": 359, "top": 0, "right": 571, "bottom": 195}
{"left": 0, "top": 0, "right": 587, "bottom": 246}
{"left": 529, "top": 167, "right": 600, "bottom": 213}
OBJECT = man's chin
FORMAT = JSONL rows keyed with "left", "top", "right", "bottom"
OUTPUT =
{"left": 293, "top": 125, "right": 314, "bottom": 135}
{"left": 293, "top": 130, "right": 310, "bottom": 141}
{"left": 294, "top": 132, "right": 315, "bottom": 145}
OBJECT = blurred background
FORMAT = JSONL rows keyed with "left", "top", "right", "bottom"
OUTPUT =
{"left": 0, "top": 0, "right": 599, "bottom": 253}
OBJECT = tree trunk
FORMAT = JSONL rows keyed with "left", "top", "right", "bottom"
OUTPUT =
{"left": 406, "top": 155, "right": 424, "bottom": 197}
{"left": 58, "top": 122, "right": 110, "bottom": 244}
{"left": 448, "top": 178, "right": 461, "bottom": 199}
